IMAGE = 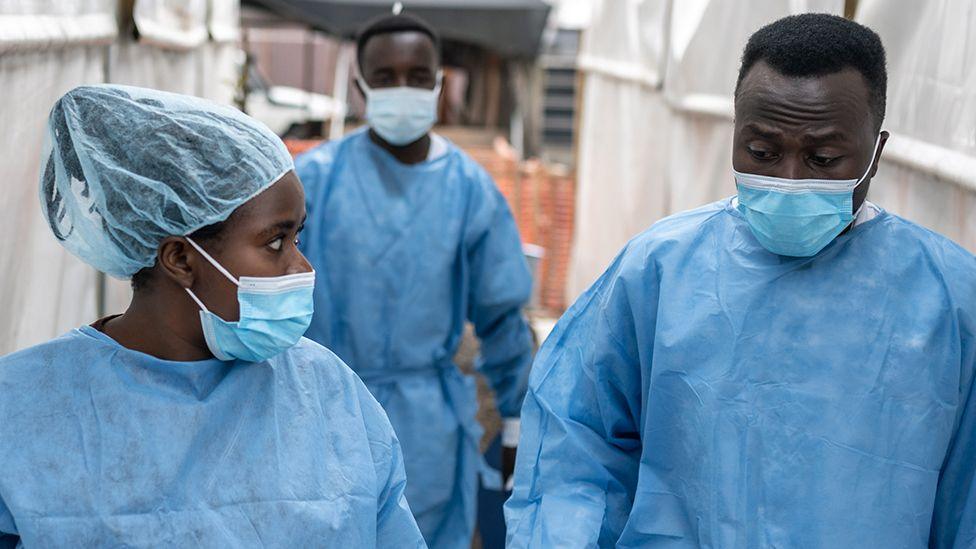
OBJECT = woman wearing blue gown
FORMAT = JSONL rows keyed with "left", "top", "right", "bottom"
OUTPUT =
{"left": 0, "top": 85, "right": 425, "bottom": 547}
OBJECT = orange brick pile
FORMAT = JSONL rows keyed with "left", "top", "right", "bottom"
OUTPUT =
{"left": 285, "top": 138, "right": 575, "bottom": 314}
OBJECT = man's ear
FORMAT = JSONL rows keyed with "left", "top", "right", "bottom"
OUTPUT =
{"left": 354, "top": 77, "right": 366, "bottom": 100}
{"left": 157, "top": 237, "right": 196, "bottom": 289}
{"left": 868, "top": 131, "right": 891, "bottom": 179}
{"left": 869, "top": 130, "right": 890, "bottom": 179}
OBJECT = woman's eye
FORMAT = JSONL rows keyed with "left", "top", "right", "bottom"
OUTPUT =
{"left": 268, "top": 237, "right": 283, "bottom": 251}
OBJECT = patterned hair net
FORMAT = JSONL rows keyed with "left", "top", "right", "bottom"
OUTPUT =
{"left": 40, "top": 84, "right": 293, "bottom": 279}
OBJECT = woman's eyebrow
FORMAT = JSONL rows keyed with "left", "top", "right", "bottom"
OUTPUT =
{"left": 257, "top": 219, "right": 298, "bottom": 238}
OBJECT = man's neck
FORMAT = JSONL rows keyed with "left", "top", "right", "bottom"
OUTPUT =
{"left": 368, "top": 129, "right": 431, "bottom": 165}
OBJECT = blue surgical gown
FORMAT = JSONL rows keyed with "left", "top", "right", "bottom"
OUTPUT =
{"left": 505, "top": 199, "right": 976, "bottom": 548}
{"left": 295, "top": 130, "right": 534, "bottom": 549}
{"left": 0, "top": 327, "right": 425, "bottom": 547}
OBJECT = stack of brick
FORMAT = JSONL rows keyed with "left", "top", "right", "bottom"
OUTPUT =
{"left": 285, "top": 138, "right": 576, "bottom": 314}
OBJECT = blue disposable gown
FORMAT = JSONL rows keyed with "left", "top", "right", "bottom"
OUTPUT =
{"left": 295, "top": 130, "right": 534, "bottom": 549}
{"left": 0, "top": 327, "right": 425, "bottom": 547}
{"left": 505, "top": 199, "right": 976, "bottom": 548}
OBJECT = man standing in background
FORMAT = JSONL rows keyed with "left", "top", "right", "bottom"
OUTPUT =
{"left": 295, "top": 13, "right": 534, "bottom": 549}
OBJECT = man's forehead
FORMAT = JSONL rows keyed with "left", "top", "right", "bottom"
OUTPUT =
{"left": 735, "top": 62, "right": 872, "bottom": 131}
{"left": 361, "top": 31, "right": 437, "bottom": 70}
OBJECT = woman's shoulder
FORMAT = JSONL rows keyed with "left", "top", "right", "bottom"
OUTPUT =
{"left": 275, "top": 338, "right": 375, "bottom": 398}
{"left": 0, "top": 328, "right": 91, "bottom": 374}
{"left": 277, "top": 338, "right": 351, "bottom": 373}
{"left": 275, "top": 339, "right": 395, "bottom": 436}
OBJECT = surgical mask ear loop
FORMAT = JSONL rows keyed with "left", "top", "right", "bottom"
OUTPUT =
{"left": 851, "top": 134, "right": 884, "bottom": 219}
{"left": 854, "top": 134, "right": 883, "bottom": 189}
{"left": 185, "top": 237, "right": 240, "bottom": 286}
{"left": 183, "top": 237, "right": 240, "bottom": 315}
{"left": 185, "top": 286, "right": 210, "bottom": 313}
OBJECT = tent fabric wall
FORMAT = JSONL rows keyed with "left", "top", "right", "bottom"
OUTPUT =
{"left": 0, "top": 47, "right": 106, "bottom": 354}
{"left": 856, "top": 0, "right": 976, "bottom": 252}
{"left": 566, "top": 0, "right": 844, "bottom": 300}
{"left": 0, "top": 0, "right": 117, "bottom": 354}
{"left": 565, "top": 0, "right": 670, "bottom": 300}
{"left": 133, "top": 0, "right": 209, "bottom": 50}
{"left": 0, "top": 0, "right": 242, "bottom": 355}
{"left": 0, "top": 0, "right": 116, "bottom": 54}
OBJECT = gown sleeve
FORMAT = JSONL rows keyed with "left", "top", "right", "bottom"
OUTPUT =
{"left": 0, "top": 496, "right": 17, "bottom": 548}
{"left": 928, "top": 268, "right": 976, "bottom": 549}
{"left": 464, "top": 171, "right": 535, "bottom": 419}
{"left": 505, "top": 245, "right": 648, "bottom": 547}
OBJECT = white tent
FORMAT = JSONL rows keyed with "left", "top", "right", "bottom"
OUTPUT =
{"left": 0, "top": 0, "right": 242, "bottom": 355}
{"left": 856, "top": 0, "right": 976, "bottom": 252}
{"left": 566, "top": 0, "right": 976, "bottom": 301}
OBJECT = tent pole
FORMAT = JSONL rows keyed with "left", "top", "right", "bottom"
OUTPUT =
{"left": 330, "top": 41, "right": 352, "bottom": 139}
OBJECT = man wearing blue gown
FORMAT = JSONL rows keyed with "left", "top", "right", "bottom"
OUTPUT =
{"left": 506, "top": 14, "right": 976, "bottom": 548}
{"left": 295, "top": 13, "right": 534, "bottom": 549}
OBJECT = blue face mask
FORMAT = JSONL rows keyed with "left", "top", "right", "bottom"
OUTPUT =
{"left": 359, "top": 72, "right": 442, "bottom": 146}
{"left": 184, "top": 238, "right": 315, "bottom": 363}
{"left": 734, "top": 135, "right": 882, "bottom": 257}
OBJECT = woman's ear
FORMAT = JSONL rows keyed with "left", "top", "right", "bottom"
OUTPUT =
{"left": 157, "top": 237, "right": 196, "bottom": 289}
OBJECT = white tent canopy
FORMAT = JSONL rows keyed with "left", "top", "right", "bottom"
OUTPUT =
{"left": 856, "top": 0, "right": 976, "bottom": 251}
{"left": 0, "top": 0, "right": 242, "bottom": 355}
{"left": 567, "top": 0, "right": 976, "bottom": 301}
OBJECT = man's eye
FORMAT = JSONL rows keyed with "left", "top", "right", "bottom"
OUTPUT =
{"left": 749, "top": 148, "right": 777, "bottom": 160}
{"left": 810, "top": 155, "right": 838, "bottom": 167}
{"left": 268, "top": 237, "right": 283, "bottom": 251}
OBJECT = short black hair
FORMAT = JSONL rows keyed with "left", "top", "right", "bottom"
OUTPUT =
{"left": 735, "top": 13, "right": 887, "bottom": 130}
{"left": 356, "top": 13, "right": 440, "bottom": 72}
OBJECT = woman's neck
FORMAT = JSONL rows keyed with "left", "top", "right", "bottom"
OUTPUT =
{"left": 98, "top": 290, "right": 214, "bottom": 361}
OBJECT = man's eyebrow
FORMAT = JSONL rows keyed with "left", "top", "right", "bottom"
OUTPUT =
{"left": 741, "top": 123, "right": 782, "bottom": 139}
{"left": 801, "top": 131, "right": 850, "bottom": 144}
{"left": 367, "top": 66, "right": 395, "bottom": 77}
